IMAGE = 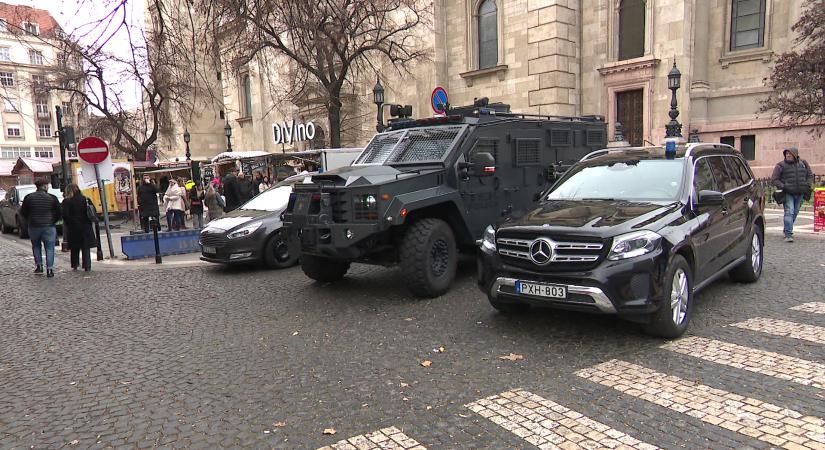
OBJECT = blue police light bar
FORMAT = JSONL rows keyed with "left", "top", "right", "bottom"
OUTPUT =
{"left": 665, "top": 140, "right": 677, "bottom": 159}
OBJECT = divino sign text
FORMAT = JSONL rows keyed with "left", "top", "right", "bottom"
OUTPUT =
{"left": 273, "top": 120, "right": 316, "bottom": 145}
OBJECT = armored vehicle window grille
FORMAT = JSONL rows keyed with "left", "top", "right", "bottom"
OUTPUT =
{"left": 472, "top": 139, "right": 498, "bottom": 160}
{"left": 388, "top": 126, "right": 464, "bottom": 163}
{"left": 586, "top": 129, "right": 605, "bottom": 147}
{"left": 515, "top": 139, "right": 541, "bottom": 166}
{"left": 354, "top": 131, "right": 404, "bottom": 164}
{"left": 355, "top": 126, "right": 464, "bottom": 164}
{"left": 550, "top": 130, "right": 572, "bottom": 147}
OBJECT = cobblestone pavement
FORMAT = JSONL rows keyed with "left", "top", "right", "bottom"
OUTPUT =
{"left": 0, "top": 224, "right": 823, "bottom": 450}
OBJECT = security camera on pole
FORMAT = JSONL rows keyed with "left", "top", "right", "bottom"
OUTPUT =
{"left": 77, "top": 136, "right": 115, "bottom": 259}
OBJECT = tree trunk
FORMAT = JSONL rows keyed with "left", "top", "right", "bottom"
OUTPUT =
{"left": 328, "top": 100, "right": 342, "bottom": 149}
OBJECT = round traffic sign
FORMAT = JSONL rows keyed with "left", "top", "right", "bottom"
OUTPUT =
{"left": 431, "top": 86, "right": 448, "bottom": 114}
{"left": 77, "top": 136, "right": 109, "bottom": 164}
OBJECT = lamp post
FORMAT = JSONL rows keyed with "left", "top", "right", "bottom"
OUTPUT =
{"left": 183, "top": 129, "right": 191, "bottom": 161}
{"left": 665, "top": 61, "right": 683, "bottom": 139}
{"left": 224, "top": 121, "right": 233, "bottom": 152}
{"left": 373, "top": 78, "right": 385, "bottom": 132}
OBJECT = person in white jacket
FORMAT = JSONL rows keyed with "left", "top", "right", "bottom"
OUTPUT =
{"left": 164, "top": 179, "right": 186, "bottom": 231}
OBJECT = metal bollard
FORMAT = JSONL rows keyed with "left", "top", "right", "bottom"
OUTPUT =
{"left": 150, "top": 216, "right": 162, "bottom": 264}
{"left": 95, "top": 221, "right": 104, "bottom": 261}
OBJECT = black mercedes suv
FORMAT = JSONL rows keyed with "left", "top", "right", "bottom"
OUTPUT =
{"left": 477, "top": 144, "right": 765, "bottom": 337}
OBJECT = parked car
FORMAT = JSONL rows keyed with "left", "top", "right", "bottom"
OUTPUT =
{"left": 0, "top": 184, "right": 64, "bottom": 238}
{"left": 477, "top": 143, "right": 765, "bottom": 338}
{"left": 199, "top": 175, "right": 308, "bottom": 269}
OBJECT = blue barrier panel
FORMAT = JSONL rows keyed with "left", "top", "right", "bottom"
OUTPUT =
{"left": 121, "top": 230, "right": 201, "bottom": 260}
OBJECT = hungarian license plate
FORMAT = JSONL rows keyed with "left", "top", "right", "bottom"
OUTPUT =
{"left": 516, "top": 281, "right": 567, "bottom": 299}
{"left": 202, "top": 245, "right": 216, "bottom": 255}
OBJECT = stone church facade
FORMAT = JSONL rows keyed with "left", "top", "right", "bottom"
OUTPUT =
{"left": 379, "top": 0, "right": 821, "bottom": 178}
{"left": 156, "top": 0, "right": 822, "bottom": 178}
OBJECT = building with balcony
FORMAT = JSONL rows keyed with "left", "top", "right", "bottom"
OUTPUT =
{"left": 0, "top": 2, "right": 78, "bottom": 169}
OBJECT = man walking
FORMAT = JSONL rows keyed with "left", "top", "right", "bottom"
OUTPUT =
{"left": 20, "top": 179, "right": 61, "bottom": 277}
{"left": 771, "top": 147, "right": 814, "bottom": 242}
{"left": 137, "top": 175, "right": 160, "bottom": 233}
{"left": 238, "top": 171, "right": 254, "bottom": 203}
{"left": 223, "top": 169, "right": 242, "bottom": 212}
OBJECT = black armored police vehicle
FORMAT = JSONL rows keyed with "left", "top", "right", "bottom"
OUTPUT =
{"left": 283, "top": 99, "right": 607, "bottom": 297}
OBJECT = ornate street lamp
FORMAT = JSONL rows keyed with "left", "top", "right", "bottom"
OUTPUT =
{"left": 373, "top": 78, "right": 385, "bottom": 132}
{"left": 665, "top": 61, "right": 683, "bottom": 139}
{"left": 224, "top": 121, "right": 233, "bottom": 152}
{"left": 183, "top": 129, "right": 191, "bottom": 161}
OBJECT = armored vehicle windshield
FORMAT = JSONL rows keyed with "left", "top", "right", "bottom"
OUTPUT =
{"left": 353, "top": 125, "right": 467, "bottom": 165}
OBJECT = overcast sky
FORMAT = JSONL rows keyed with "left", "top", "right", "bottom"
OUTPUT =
{"left": 16, "top": 0, "right": 146, "bottom": 109}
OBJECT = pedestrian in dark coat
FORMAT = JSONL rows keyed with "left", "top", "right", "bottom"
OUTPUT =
{"left": 238, "top": 171, "right": 254, "bottom": 202}
{"left": 61, "top": 184, "right": 94, "bottom": 271}
{"left": 222, "top": 169, "right": 243, "bottom": 212}
{"left": 771, "top": 147, "right": 814, "bottom": 242}
{"left": 20, "top": 179, "right": 61, "bottom": 277}
{"left": 188, "top": 184, "right": 205, "bottom": 229}
{"left": 137, "top": 175, "right": 160, "bottom": 232}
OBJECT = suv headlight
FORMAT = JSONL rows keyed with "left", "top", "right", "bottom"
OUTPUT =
{"left": 481, "top": 225, "right": 496, "bottom": 252}
{"left": 227, "top": 221, "right": 262, "bottom": 239}
{"left": 607, "top": 230, "right": 661, "bottom": 261}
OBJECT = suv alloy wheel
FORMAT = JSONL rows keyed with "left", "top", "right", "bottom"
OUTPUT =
{"left": 644, "top": 255, "right": 693, "bottom": 338}
{"left": 729, "top": 227, "right": 763, "bottom": 283}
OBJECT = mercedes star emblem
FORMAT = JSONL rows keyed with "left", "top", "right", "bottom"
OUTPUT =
{"left": 529, "top": 238, "right": 553, "bottom": 265}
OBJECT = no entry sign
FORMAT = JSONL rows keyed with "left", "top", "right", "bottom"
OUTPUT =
{"left": 77, "top": 136, "right": 109, "bottom": 165}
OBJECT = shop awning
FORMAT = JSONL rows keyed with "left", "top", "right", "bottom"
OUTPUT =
{"left": 210, "top": 151, "right": 270, "bottom": 163}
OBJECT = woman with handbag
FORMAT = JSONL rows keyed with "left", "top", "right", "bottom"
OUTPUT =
{"left": 61, "top": 184, "right": 95, "bottom": 271}
{"left": 204, "top": 183, "right": 224, "bottom": 223}
{"left": 164, "top": 179, "right": 186, "bottom": 231}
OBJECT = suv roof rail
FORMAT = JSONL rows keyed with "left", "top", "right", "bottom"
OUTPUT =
{"left": 580, "top": 149, "right": 610, "bottom": 161}
{"left": 477, "top": 110, "right": 605, "bottom": 123}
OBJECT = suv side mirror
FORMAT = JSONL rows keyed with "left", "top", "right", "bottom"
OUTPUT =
{"left": 697, "top": 190, "right": 724, "bottom": 206}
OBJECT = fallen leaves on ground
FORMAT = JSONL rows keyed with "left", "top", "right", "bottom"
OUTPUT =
{"left": 420, "top": 360, "right": 432, "bottom": 367}
{"left": 433, "top": 346, "right": 445, "bottom": 353}
{"left": 498, "top": 353, "right": 524, "bottom": 361}
{"left": 323, "top": 428, "right": 336, "bottom": 435}
{"left": 400, "top": 382, "right": 409, "bottom": 388}
{"left": 274, "top": 421, "right": 285, "bottom": 428}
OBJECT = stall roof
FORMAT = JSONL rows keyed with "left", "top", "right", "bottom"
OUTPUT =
{"left": 13, "top": 157, "right": 57, "bottom": 174}
{"left": 210, "top": 151, "right": 270, "bottom": 163}
{"left": 140, "top": 166, "right": 193, "bottom": 175}
{"left": 0, "top": 159, "right": 15, "bottom": 176}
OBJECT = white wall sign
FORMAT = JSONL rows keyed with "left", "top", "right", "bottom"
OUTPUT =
{"left": 273, "top": 119, "right": 316, "bottom": 145}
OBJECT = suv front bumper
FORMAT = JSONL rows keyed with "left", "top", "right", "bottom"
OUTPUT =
{"left": 478, "top": 247, "right": 668, "bottom": 317}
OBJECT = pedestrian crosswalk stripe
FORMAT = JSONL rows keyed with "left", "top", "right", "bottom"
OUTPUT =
{"left": 791, "top": 302, "right": 825, "bottom": 315}
{"left": 576, "top": 360, "right": 825, "bottom": 449}
{"left": 466, "top": 389, "right": 659, "bottom": 450}
{"left": 661, "top": 336, "right": 825, "bottom": 390}
{"left": 730, "top": 318, "right": 825, "bottom": 345}
{"left": 316, "top": 426, "right": 426, "bottom": 450}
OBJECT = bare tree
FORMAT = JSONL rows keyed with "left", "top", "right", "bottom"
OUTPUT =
{"left": 192, "top": 0, "right": 431, "bottom": 148}
{"left": 759, "top": 0, "right": 825, "bottom": 135}
{"left": 12, "top": 0, "right": 201, "bottom": 160}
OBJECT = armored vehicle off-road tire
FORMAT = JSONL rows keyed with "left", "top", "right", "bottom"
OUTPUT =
{"left": 301, "top": 254, "right": 350, "bottom": 282}
{"left": 399, "top": 218, "right": 457, "bottom": 298}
